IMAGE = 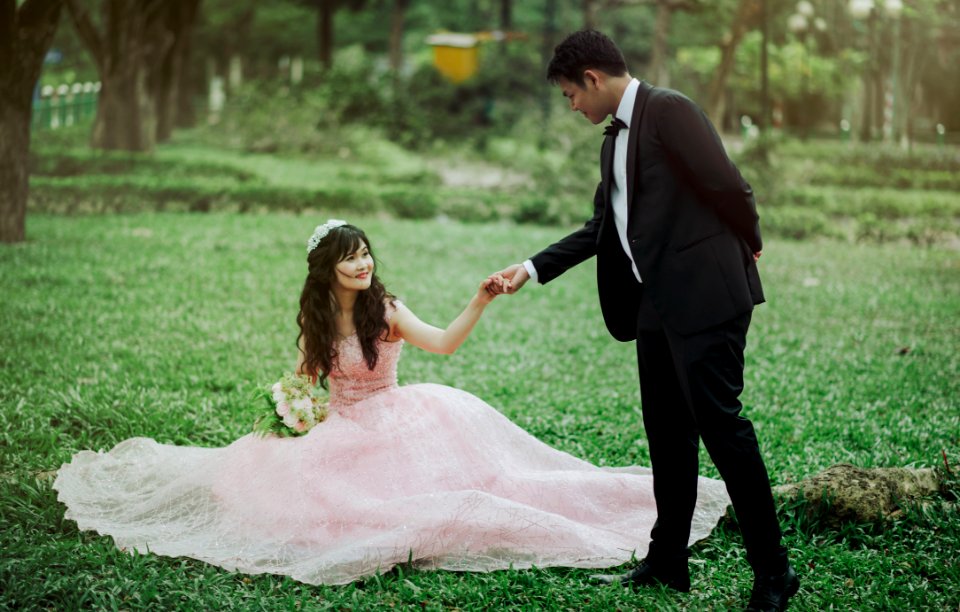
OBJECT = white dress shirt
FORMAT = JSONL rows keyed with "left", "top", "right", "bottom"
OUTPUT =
{"left": 524, "top": 78, "right": 642, "bottom": 284}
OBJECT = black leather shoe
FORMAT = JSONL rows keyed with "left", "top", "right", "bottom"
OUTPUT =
{"left": 591, "top": 557, "right": 691, "bottom": 593}
{"left": 745, "top": 564, "right": 799, "bottom": 611}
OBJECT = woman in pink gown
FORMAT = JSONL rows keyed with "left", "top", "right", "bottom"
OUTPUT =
{"left": 54, "top": 221, "right": 730, "bottom": 586}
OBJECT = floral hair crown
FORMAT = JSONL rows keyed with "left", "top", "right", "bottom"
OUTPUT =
{"left": 306, "top": 219, "right": 348, "bottom": 254}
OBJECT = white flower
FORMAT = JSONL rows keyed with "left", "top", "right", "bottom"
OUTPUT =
{"left": 272, "top": 388, "right": 286, "bottom": 403}
{"left": 276, "top": 401, "right": 291, "bottom": 417}
{"left": 293, "top": 397, "right": 313, "bottom": 414}
{"left": 306, "top": 219, "right": 348, "bottom": 253}
{"left": 282, "top": 412, "right": 299, "bottom": 428}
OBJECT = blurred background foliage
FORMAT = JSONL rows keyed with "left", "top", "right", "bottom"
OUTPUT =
{"left": 16, "top": 0, "right": 960, "bottom": 245}
{"left": 38, "top": 0, "right": 960, "bottom": 138}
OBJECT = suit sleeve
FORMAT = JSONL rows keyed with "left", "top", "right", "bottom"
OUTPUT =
{"left": 529, "top": 182, "right": 604, "bottom": 284}
{"left": 655, "top": 92, "right": 763, "bottom": 252}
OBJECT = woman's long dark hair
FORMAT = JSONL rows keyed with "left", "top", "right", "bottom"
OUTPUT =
{"left": 297, "top": 224, "right": 393, "bottom": 387}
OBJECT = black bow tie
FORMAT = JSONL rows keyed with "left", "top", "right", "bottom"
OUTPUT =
{"left": 604, "top": 117, "right": 628, "bottom": 137}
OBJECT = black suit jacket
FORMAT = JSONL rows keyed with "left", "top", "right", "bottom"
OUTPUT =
{"left": 531, "top": 81, "right": 764, "bottom": 340}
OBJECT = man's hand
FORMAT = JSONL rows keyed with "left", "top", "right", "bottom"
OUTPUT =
{"left": 489, "top": 263, "right": 530, "bottom": 295}
{"left": 753, "top": 251, "right": 762, "bottom": 262}
{"left": 480, "top": 274, "right": 509, "bottom": 302}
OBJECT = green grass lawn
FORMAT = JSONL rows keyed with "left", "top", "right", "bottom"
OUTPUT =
{"left": 2, "top": 213, "right": 958, "bottom": 610}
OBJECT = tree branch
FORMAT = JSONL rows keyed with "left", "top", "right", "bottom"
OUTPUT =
{"left": 64, "top": 0, "right": 104, "bottom": 69}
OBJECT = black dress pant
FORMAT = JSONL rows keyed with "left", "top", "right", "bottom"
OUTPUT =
{"left": 635, "top": 288, "right": 787, "bottom": 574}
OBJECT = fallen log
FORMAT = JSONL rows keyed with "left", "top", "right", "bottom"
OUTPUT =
{"left": 774, "top": 463, "right": 945, "bottom": 525}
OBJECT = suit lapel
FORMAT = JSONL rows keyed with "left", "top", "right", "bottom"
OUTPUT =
{"left": 600, "top": 81, "right": 653, "bottom": 242}
{"left": 626, "top": 81, "right": 654, "bottom": 214}
{"left": 600, "top": 135, "right": 614, "bottom": 211}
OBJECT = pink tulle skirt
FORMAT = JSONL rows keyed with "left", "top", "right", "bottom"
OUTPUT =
{"left": 54, "top": 383, "right": 730, "bottom": 585}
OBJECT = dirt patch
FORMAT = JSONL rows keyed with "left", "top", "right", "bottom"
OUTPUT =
{"left": 436, "top": 162, "right": 529, "bottom": 189}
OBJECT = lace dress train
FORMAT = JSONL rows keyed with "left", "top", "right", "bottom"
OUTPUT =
{"left": 55, "top": 321, "right": 730, "bottom": 585}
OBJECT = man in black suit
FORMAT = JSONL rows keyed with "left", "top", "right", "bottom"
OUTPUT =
{"left": 492, "top": 30, "right": 798, "bottom": 611}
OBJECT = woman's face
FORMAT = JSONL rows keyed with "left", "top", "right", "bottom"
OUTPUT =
{"left": 333, "top": 241, "right": 374, "bottom": 292}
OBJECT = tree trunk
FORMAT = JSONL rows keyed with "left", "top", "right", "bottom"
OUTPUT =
{"left": 859, "top": 72, "right": 873, "bottom": 141}
{"left": 156, "top": 0, "right": 200, "bottom": 142}
{"left": 873, "top": 61, "right": 884, "bottom": 137}
{"left": 0, "top": 116, "right": 30, "bottom": 244}
{"left": 65, "top": 0, "right": 183, "bottom": 151}
{"left": 175, "top": 34, "right": 197, "bottom": 129}
{"left": 152, "top": 10, "right": 178, "bottom": 144}
{"left": 859, "top": 8, "right": 877, "bottom": 142}
{"left": 705, "top": 0, "right": 759, "bottom": 128}
{"left": 388, "top": 0, "right": 408, "bottom": 75}
{"left": 154, "top": 58, "right": 176, "bottom": 142}
{"left": 92, "top": 69, "right": 154, "bottom": 151}
{"left": 0, "top": 0, "right": 63, "bottom": 244}
{"left": 583, "top": 0, "right": 598, "bottom": 29}
{"left": 217, "top": 6, "right": 253, "bottom": 95}
{"left": 500, "top": 0, "right": 512, "bottom": 30}
{"left": 898, "top": 15, "right": 925, "bottom": 149}
{"left": 759, "top": 0, "right": 769, "bottom": 130}
{"left": 66, "top": 0, "right": 172, "bottom": 152}
{"left": 649, "top": 0, "right": 671, "bottom": 87}
{"left": 317, "top": 0, "right": 334, "bottom": 69}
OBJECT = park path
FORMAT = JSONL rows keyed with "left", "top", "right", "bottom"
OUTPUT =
{"left": 435, "top": 160, "right": 529, "bottom": 189}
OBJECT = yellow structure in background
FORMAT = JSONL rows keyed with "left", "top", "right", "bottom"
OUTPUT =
{"left": 426, "top": 31, "right": 526, "bottom": 84}
{"left": 426, "top": 33, "right": 480, "bottom": 83}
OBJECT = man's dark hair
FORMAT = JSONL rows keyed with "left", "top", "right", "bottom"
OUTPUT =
{"left": 546, "top": 30, "right": 628, "bottom": 87}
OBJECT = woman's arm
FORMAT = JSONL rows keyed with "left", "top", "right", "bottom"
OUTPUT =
{"left": 390, "top": 277, "right": 502, "bottom": 355}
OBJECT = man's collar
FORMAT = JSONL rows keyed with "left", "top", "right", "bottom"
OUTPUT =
{"left": 615, "top": 78, "right": 641, "bottom": 127}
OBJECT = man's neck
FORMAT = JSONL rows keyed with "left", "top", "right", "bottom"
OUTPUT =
{"left": 605, "top": 73, "right": 633, "bottom": 114}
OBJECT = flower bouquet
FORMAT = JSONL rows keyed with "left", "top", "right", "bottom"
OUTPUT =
{"left": 252, "top": 372, "right": 328, "bottom": 437}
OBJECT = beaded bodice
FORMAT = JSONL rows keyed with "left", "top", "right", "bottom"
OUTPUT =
{"left": 327, "top": 334, "right": 404, "bottom": 409}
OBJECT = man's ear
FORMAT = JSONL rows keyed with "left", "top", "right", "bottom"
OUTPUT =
{"left": 582, "top": 69, "right": 603, "bottom": 90}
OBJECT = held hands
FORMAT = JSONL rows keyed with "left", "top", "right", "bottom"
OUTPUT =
{"left": 487, "top": 263, "right": 529, "bottom": 296}
{"left": 478, "top": 274, "right": 509, "bottom": 304}
{"left": 478, "top": 264, "right": 530, "bottom": 303}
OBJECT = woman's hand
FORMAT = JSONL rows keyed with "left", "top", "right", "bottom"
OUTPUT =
{"left": 478, "top": 274, "right": 507, "bottom": 304}
{"left": 490, "top": 263, "right": 529, "bottom": 294}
